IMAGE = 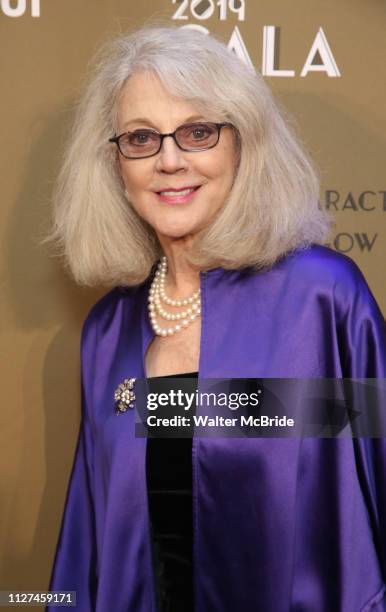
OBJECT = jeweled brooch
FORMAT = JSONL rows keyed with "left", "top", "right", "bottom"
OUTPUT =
{"left": 114, "top": 378, "right": 136, "bottom": 414}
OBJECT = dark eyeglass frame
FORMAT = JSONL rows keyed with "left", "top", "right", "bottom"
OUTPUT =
{"left": 108, "top": 121, "right": 233, "bottom": 159}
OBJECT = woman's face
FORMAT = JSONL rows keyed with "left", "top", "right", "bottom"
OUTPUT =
{"left": 115, "top": 71, "right": 239, "bottom": 244}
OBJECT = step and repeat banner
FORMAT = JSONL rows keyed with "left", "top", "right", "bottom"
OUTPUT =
{"left": 0, "top": 0, "right": 385, "bottom": 603}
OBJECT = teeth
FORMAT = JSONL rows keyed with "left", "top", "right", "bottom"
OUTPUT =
{"left": 160, "top": 188, "right": 196, "bottom": 196}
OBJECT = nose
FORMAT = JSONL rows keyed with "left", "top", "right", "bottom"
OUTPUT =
{"left": 155, "top": 135, "right": 189, "bottom": 174}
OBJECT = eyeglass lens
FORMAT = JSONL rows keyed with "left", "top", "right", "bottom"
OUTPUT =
{"left": 118, "top": 123, "right": 219, "bottom": 158}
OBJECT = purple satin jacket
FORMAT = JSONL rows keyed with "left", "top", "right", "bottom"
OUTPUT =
{"left": 48, "top": 245, "right": 386, "bottom": 612}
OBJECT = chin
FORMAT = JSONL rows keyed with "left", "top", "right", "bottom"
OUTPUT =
{"left": 155, "top": 220, "right": 200, "bottom": 240}
{"left": 159, "top": 229, "right": 195, "bottom": 240}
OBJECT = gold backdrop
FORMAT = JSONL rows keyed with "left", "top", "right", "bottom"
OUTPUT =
{"left": 0, "top": 0, "right": 385, "bottom": 606}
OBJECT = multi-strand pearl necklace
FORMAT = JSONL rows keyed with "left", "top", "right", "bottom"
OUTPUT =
{"left": 148, "top": 256, "right": 201, "bottom": 336}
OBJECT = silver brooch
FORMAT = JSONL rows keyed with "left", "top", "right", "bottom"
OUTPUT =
{"left": 114, "top": 378, "right": 136, "bottom": 414}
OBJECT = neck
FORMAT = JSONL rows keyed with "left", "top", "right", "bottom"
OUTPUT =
{"left": 158, "top": 236, "right": 200, "bottom": 298}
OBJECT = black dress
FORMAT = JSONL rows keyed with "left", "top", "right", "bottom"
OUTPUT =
{"left": 146, "top": 372, "right": 198, "bottom": 612}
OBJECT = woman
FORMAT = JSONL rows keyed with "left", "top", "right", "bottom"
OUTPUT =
{"left": 47, "top": 25, "right": 386, "bottom": 612}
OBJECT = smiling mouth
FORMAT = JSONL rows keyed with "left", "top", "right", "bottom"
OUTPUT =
{"left": 155, "top": 185, "right": 202, "bottom": 203}
{"left": 156, "top": 186, "right": 201, "bottom": 196}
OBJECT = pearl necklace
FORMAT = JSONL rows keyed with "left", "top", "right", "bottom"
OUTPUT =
{"left": 148, "top": 256, "right": 201, "bottom": 336}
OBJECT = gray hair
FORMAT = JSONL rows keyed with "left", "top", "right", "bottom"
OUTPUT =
{"left": 48, "top": 24, "right": 332, "bottom": 286}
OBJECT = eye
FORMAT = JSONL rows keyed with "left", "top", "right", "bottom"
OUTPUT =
{"left": 189, "top": 125, "right": 213, "bottom": 140}
{"left": 177, "top": 123, "right": 217, "bottom": 147}
{"left": 128, "top": 130, "right": 159, "bottom": 146}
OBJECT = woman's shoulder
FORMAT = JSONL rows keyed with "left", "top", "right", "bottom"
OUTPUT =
{"left": 282, "top": 244, "right": 366, "bottom": 285}
{"left": 213, "top": 244, "right": 371, "bottom": 301}
{"left": 276, "top": 244, "right": 381, "bottom": 315}
{"left": 234, "top": 244, "right": 378, "bottom": 313}
{"left": 230, "top": 244, "right": 367, "bottom": 294}
{"left": 268, "top": 245, "right": 369, "bottom": 302}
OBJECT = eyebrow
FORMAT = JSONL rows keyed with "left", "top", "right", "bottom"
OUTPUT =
{"left": 121, "top": 115, "right": 208, "bottom": 131}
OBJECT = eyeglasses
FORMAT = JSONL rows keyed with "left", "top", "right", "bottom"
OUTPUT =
{"left": 109, "top": 121, "right": 232, "bottom": 159}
